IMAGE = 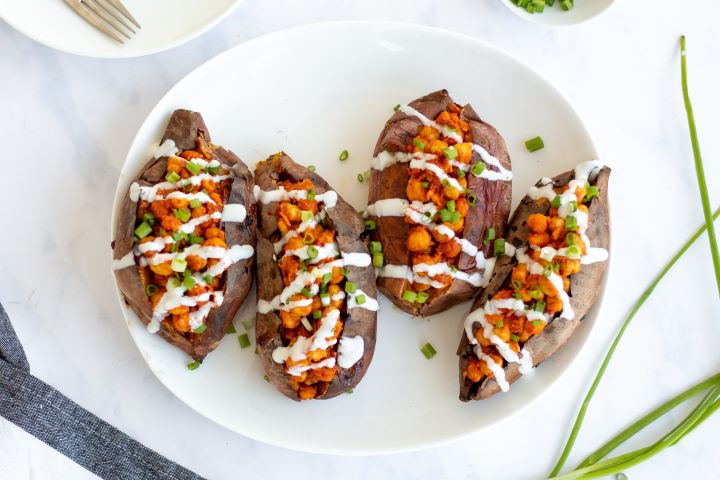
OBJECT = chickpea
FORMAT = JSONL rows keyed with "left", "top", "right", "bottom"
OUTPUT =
{"left": 418, "top": 126, "right": 439, "bottom": 142}
{"left": 428, "top": 139, "right": 449, "bottom": 155}
{"left": 191, "top": 205, "right": 207, "bottom": 218}
{"left": 327, "top": 284, "right": 344, "bottom": 309}
{"left": 560, "top": 259, "right": 581, "bottom": 276}
{"left": 161, "top": 215, "right": 182, "bottom": 232}
{"left": 280, "top": 202, "right": 302, "bottom": 223}
{"left": 210, "top": 193, "right": 223, "bottom": 205}
{"left": 307, "top": 349, "right": 328, "bottom": 363}
{"left": 284, "top": 236, "right": 305, "bottom": 251}
{"left": 180, "top": 150, "right": 204, "bottom": 160}
{"left": 186, "top": 255, "right": 207, "bottom": 272}
{"left": 200, "top": 179, "right": 216, "bottom": 193}
{"left": 150, "top": 292, "right": 164, "bottom": 310}
{"left": 331, "top": 266, "right": 345, "bottom": 284}
{"left": 493, "top": 324, "right": 511, "bottom": 342}
{"left": 527, "top": 214, "right": 548, "bottom": 234}
{"left": 455, "top": 197, "right": 470, "bottom": 217}
{"left": 290, "top": 294, "right": 312, "bottom": 317}
{"left": 169, "top": 305, "right": 189, "bottom": 315}
{"left": 528, "top": 232, "right": 550, "bottom": 248}
{"left": 170, "top": 197, "right": 189, "bottom": 209}
{"left": 437, "top": 239, "right": 462, "bottom": 259}
{"left": 280, "top": 310, "right": 301, "bottom": 329}
{"left": 412, "top": 282, "right": 431, "bottom": 292}
{"left": 475, "top": 330, "right": 492, "bottom": 347}
{"left": 298, "top": 384, "right": 317, "bottom": 400}
{"left": 204, "top": 227, "right": 224, "bottom": 240}
{"left": 546, "top": 296, "right": 564, "bottom": 315}
{"left": 278, "top": 218, "right": 290, "bottom": 235}
{"left": 150, "top": 200, "right": 171, "bottom": 219}
{"left": 407, "top": 225, "right": 433, "bottom": 252}
{"left": 149, "top": 261, "right": 173, "bottom": 276}
{"left": 167, "top": 156, "right": 184, "bottom": 173}
{"left": 173, "top": 313, "right": 190, "bottom": 332}
{"left": 204, "top": 237, "right": 227, "bottom": 249}
{"left": 444, "top": 186, "right": 460, "bottom": 201}
{"left": 315, "top": 228, "right": 335, "bottom": 245}
{"left": 454, "top": 143, "right": 472, "bottom": 163}
{"left": 407, "top": 178, "right": 428, "bottom": 202}
{"left": 538, "top": 275, "right": 558, "bottom": 296}
{"left": 446, "top": 216, "right": 464, "bottom": 233}
{"left": 297, "top": 200, "right": 318, "bottom": 214}
{"left": 511, "top": 264, "right": 528, "bottom": 285}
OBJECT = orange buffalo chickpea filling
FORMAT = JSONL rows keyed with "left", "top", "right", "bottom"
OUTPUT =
{"left": 134, "top": 145, "right": 231, "bottom": 337}
{"left": 404, "top": 107, "right": 478, "bottom": 298}
{"left": 464, "top": 183, "right": 596, "bottom": 383}
{"left": 275, "top": 179, "right": 350, "bottom": 400}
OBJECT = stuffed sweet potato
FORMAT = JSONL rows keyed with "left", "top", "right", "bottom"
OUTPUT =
{"left": 112, "top": 109, "right": 256, "bottom": 362}
{"left": 458, "top": 161, "right": 610, "bottom": 400}
{"left": 254, "top": 152, "right": 378, "bottom": 401}
{"left": 367, "top": 90, "right": 512, "bottom": 317}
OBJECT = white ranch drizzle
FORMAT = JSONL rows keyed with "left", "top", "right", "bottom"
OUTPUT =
{"left": 154, "top": 139, "right": 179, "bottom": 159}
{"left": 464, "top": 160, "right": 609, "bottom": 392}
{"left": 129, "top": 173, "right": 232, "bottom": 203}
{"left": 112, "top": 251, "right": 135, "bottom": 270}
{"left": 221, "top": 204, "right": 246, "bottom": 223}
{"left": 255, "top": 185, "right": 378, "bottom": 376}
{"left": 338, "top": 336, "right": 365, "bottom": 368}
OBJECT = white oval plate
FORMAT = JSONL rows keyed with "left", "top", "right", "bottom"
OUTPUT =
{"left": 500, "top": 0, "right": 615, "bottom": 26}
{"left": 111, "top": 21, "right": 608, "bottom": 454}
{"left": 0, "top": 0, "right": 242, "bottom": 58}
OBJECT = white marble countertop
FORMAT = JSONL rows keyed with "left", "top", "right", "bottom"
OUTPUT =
{"left": 2, "top": 0, "right": 720, "bottom": 478}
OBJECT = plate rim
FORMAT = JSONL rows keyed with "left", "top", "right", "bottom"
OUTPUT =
{"left": 0, "top": 0, "right": 244, "bottom": 59}
{"left": 109, "top": 20, "right": 610, "bottom": 455}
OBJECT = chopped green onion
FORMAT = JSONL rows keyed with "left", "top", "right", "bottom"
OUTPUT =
{"left": 510, "top": 334, "right": 520, "bottom": 342}
{"left": 171, "top": 231, "right": 186, "bottom": 242}
{"left": 485, "top": 228, "right": 496, "bottom": 241}
{"left": 470, "top": 162, "right": 486, "bottom": 176}
{"left": 301, "top": 287, "right": 313, "bottom": 298}
{"left": 174, "top": 208, "right": 191, "bottom": 222}
{"left": 303, "top": 232, "right": 315, "bottom": 244}
{"left": 242, "top": 317, "right": 255, "bottom": 330}
{"left": 511, "top": 279, "right": 523, "bottom": 290}
{"left": 158, "top": 228, "right": 167, "bottom": 236}
{"left": 322, "top": 272, "right": 332, "bottom": 285}
{"left": 560, "top": 0, "right": 573, "bottom": 10}
{"left": 585, "top": 185, "right": 599, "bottom": 203}
{"left": 189, "top": 234, "right": 203, "bottom": 245}
{"left": 441, "top": 178, "right": 450, "bottom": 188}
{"left": 186, "top": 162, "right": 203, "bottom": 175}
{"left": 530, "top": 286, "right": 542, "bottom": 299}
{"left": 301, "top": 210, "right": 313, "bottom": 222}
{"left": 449, "top": 211, "right": 461, "bottom": 224}
{"left": 420, "top": 342, "right": 437, "bottom": 359}
{"left": 205, "top": 165, "right": 220, "bottom": 174}
{"left": 552, "top": 262, "right": 560, "bottom": 273}
{"left": 226, "top": 324, "right": 237, "bottom": 334}
{"left": 443, "top": 147, "right": 458, "bottom": 160}
{"left": 525, "top": 136, "right": 545, "bottom": 152}
{"left": 457, "top": 168, "right": 466, "bottom": 178}
{"left": 533, "top": 319, "right": 545, "bottom": 327}
{"left": 171, "top": 257, "right": 187, "bottom": 273}
{"left": 145, "top": 284, "right": 158, "bottom": 297}
{"left": 370, "top": 241, "right": 382, "bottom": 254}
{"left": 142, "top": 213, "right": 155, "bottom": 225}
{"left": 413, "top": 139, "right": 426, "bottom": 150}
{"left": 187, "top": 360, "right": 201, "bottom": 370}
{"left": 203, "top": 274, "right": 214, "bottom": 284}
{"left": 306, "top": 189, "right": 316, "bottom": 201}
{"left": 566, "top": 244, "right": 581, "bottom": 257}
{"left": 493, "top": 239, "right": 506, "bottom": 257}
{"left": 552, "top": 195, "right": 562, "bottom": 208}
{"left": 165, "top": 171, "right": 181, "bottom": 183}
{"left": 238, "top": 334, "right": 251, "bottom": 349}
{"left": 565, "top": 215, "right": 578, "bottom": 232}
{"left": 339, "top": 150, "right": 349, "bottom": 161}
{"left": 364, "top": 219, "right": 377, "bottom": 231}
{"left": 308, "top": 165, "right": 316, "bottom": 172}
{"left": 342, "top": 268, "right": 350, "bottom": 276}
{"left": 513, "top": 292, "right": 523, "bottom": 300}
{"left": 372, "top": 252, "right": 384, "bottom": 268}
{"left": 446, "top": 200, "right": 456, "bottom": 212}
{"left": 495, "top": 320, "right": 504, "bottom": 328}
{"left": 134, "top": 222, "right": 152, "bottom": 239}
{"left": 345, "top": 388, "right": 354, "bottom": 394}
{"left": 170, "top": 243, "right": 179, "bottom": 253}
{"left": 402, "top": 290, "right": 417, "bottom": 302}
{"left": 394, "top": 104, "right": 401, "bottom": 112}
{"left": 420, "top": 181, "right": 430, "bottom": 188}
{"left": 615, "top": 474, "right": 628, "bottom": 480}
{"left": 543, "top": 263, "right": 553, "bottom": 277}
{"left": 450, "top": 265, "right": 458, "bottom": 273}
{"left": 467, "top": 194, "right": 478, "bottom": 207}
{"left": 355, "top": 294, "right": 366, "bottom": 305}
{"left": 568, "top": 200, "right": 578, "bottom": 213}
{"left": 344, "top": 282, "right": 356, "bottom": 294}
{"left": 534, "top": 301, "right": 546, "bottom": 313}
{"left": 183, "top": 272, "right": 196, "bottom": 290}
{"left": 307, "top": 246, "right": 318, "bottom": 259}
{"left": 263, "top": 374, "right": 270, "bottom": 382}
{"left": 313, "top": 310, "right": 322, "bottom": 320}
{"left": 193, "top": 324, "right": 207, "bottom": 334}
{"left": 440, "top": 209, "right": 452, "bottom": 223}
{"left": 566, "top": 232, "right": 578, "bottom": 246}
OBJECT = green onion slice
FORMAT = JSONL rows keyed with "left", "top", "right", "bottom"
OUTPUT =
{"left": 470, "top": 162, "right": 486, "bottom": 176}
{"left": 171, "top": 257, "right": 187, "bottom": 272}
{"left": 238, "top": 334, "right": 251, "bottom": 349}
{"left": 165, "top": 171, "right": 181, "bottom": 183}
{"left": 364, "top": 219, "right": 377, "bottom": 231}
{"left": 187, "top": 360, "right": 201, "bottom": 370}
{"left": 372, "top": 252, "right": 384, "bottom": 268}
{"left": 420, "top": 342, "right": 437, "bottom": 359}
{"left": 525, "top": 136, "right": 545, "bottom": 152}
{"left": 145, "top": 284, "right": 158, "bottom": 297}
{"left": 186, "top": 162, "right": 203, "bottom": 175}
{"left": 307, "top": 246, "right": 319, "bottom": 259}
{"left": 193, "top": 324, "right": 207, "bottom": 334}
{"left": 344, "top": 282, "right": 357, "bottom": 294}
{"left": 339, "top": 150, "right": 349, "bottom": 161}
{"left": 493, "top": 238, "right": 506, "bottom": 257}
{"left": 402, "top": 290, "right": 417, "bottom": 302}
{"left": 134, "top": 222, "right": 152, "bottom": 239}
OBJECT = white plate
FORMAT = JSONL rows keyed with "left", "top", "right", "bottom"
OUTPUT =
{"left": 500, "top": 0, "right": 615, "bottom": 26}
{"left": 111, "top": 21, "right": 607, "bottom": 454}
{"left": 0, "top": 0, "right": 241, "bottom": 58}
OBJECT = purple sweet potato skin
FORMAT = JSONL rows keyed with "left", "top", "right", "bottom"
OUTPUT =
{"left": 112, "top": 109, "right": 256, "bottom": 361}
{"left": 368, "top": 90, "right": 512, "bottom": 317}
{"left": 254, "top": 152, "right": 377, "bottom": 401}
{"left": 458, "top": 167, "right": 611, "bottom": 401}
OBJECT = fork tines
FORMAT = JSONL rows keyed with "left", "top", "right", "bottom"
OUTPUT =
{"left": 65, "top": 0, "right": 141, "bottom": 44}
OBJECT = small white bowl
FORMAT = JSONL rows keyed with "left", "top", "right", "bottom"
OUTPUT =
{"left": 500, "top": 0, "right": 616, "bottom": 27}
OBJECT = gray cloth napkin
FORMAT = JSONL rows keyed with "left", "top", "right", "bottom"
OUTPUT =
{"left": 0, "top": 302, "right": 205, "bottom": 480}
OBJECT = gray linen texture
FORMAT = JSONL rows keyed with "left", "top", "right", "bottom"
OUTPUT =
{"left": 0, "top": 303, "right": 205, "bottom": 480}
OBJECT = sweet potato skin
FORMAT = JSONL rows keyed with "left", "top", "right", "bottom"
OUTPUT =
{"left": 255, "top": 153, "right": 377, "bottom": 401}
{"left": 112, "top": 109, "right": 256, "bottom": 361}
{"left": 458, "top": 167, "right": 611, "bottom": 401}
{"left": 368, "top": 90, "right": 512, "bottom": 317}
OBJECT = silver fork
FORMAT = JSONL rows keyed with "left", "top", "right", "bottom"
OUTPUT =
{"left": 64, "top": 0, "right": 141, "bottom": 44}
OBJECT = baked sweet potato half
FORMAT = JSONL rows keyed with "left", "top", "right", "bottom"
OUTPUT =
{"left": 254, "top": 152, "right": 378, "bottom": 401}
{"left": 112, "top": 109, "right": 256, "bottom": 362}
{"left": 367, "top": 90, "right": 512, "bottom": 317}
{"left": 458, "top": 161, "right": 610, "bottom": 401}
